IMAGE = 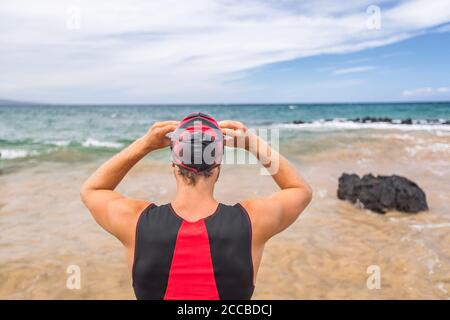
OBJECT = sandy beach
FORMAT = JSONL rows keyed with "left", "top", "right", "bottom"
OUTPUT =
{"left": 2, "top": 0, "right": 450, "bottom": 303}
{"left": 1, "top": 126, "right": 449, "bottom": 299}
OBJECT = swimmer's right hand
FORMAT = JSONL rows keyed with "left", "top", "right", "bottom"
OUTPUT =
{"left": 143, "top": 121, "right": 179, "bottom": 150}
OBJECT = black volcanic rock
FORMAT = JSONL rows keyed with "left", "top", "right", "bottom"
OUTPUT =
{"left": 401, "top": 118, "right": 413, "bottom": 125}
{"left": 337, "top": 173, "right": 428, "bottom": 214}
{"left": 353, "top": 117, "right": 393, "bottom": 123}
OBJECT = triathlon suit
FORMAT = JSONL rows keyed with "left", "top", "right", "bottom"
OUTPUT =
{"left": 132, "top": 203, "right": 255, "bottom": 300}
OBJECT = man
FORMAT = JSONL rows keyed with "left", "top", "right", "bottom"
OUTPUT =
{"left": 81, "top": 113, "right": 312, "bottom": 300}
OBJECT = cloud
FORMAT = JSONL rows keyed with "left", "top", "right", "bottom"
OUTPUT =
{"left": 402, "top": 86, "right": 450, "bottom": 96}
{"left": 436, "top": 23, "right": 450, "bottom": 33}
{"left": 1, "top": 0, "right": 450, "bottom": 103}
{"left": 333, "top": 66, "right": 377, "bottom": 75}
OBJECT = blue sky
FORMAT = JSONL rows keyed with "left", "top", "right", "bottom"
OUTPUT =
{"left": 236, "top": 30, "right": 450, "bottom": 102}
{"left": 0, "top": 0, "right": 450, "bottom": 104}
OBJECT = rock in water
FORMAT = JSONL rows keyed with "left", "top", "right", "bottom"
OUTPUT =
{"left": 337, "top": 173, "right": 428, "bottom": 213}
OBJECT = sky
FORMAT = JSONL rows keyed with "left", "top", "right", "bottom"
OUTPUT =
{"left": 0, "top": 0, "right": 450, "bottom": 104}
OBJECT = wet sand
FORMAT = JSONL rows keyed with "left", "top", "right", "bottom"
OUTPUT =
{"left": 1, "top": 129, "right": 449, "bottom": 299}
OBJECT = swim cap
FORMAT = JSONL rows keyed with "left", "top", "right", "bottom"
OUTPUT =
{"left": 170, "top": 112, "right": 224, "bottom": 173}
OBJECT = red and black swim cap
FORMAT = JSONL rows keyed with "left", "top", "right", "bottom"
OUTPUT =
{"left": 170, "top": 113, "right": 224, "bottom": 173}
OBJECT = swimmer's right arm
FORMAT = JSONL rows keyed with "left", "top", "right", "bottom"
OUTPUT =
{"left": 219, "top": 120, "right": 312, "bottom": 244}
{"left": 80, "top": 121, "right": 178, "bottom": 245}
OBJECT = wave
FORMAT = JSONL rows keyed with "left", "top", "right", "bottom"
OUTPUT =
{"left": 0, "top": 138, "right": 124, "bottom": 161}
{"left": 43, "top": 140, "right": 71, "bottom": 147}
{"left": 81, "top": 138, "right": 124, "bottom": 149}
{"left": 0, "top": 149, "right": 35, "bottom": 159}
{"left": 1, "top": 137, "right": 123, "bottom": 151}
{"left": 277, "top": 118, "right": 450, "bottom": 131}
{"left": 409, "top": 223, "right": 450, "bottom": 231}
{"left": 405, "top": 143, "right": 450, "bottom": 156}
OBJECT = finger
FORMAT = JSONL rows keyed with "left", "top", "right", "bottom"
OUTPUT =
{"left": 219, "top": 120, "right": 245, "bottom": 130}
{"left": 161, "top": 137, "right": 172, "bottom": 147}
{"left": 224, "top": 138, "right": 236, "bottom": 147}
{"left": 221, "top": 128, "right": 239, "bottom": 137}
{"left": 158, "top": 124, "right": 178, "bottom": 136}
{"left": 223, "top": 133, "right": 237, "bottom": 147}
{"left": 222, "top": 128, "right": 248, "bottom": 148}
{"left": 224, "top": 136, "right": 247, "bottom": 148}
{"left": 153, "top": 121, "right": 179, "bottom": 128}
{"left": 219, "top": 120, "right": 241, "bottom": 129}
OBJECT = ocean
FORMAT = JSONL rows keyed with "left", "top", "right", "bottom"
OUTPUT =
{"left": 1, "top": 102, "right": 449, "bottom": 163}
{"left": 1, "top": 102, "right": 450, "bottom": 299}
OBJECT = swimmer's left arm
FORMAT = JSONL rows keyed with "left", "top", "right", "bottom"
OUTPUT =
{"left": 80, "top": 121, "right": 178, "bottom": 245}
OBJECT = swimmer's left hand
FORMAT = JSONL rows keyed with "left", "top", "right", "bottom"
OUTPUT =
{"left": 219, "top": 120, "right": 257, "bottom": 150}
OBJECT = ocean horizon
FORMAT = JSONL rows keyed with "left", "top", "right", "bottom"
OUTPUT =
{"left": 1, "top": 101, "right": 449, "bottom": 162}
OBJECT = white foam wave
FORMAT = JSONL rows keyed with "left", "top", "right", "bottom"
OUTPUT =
{"left": 405, "top": 143, "right": 450, "bottom": 156}
{"left": 435, "top": 131, "right": 450, "bottom": 137}
{"left": 409, "top": 223, "right": 450, "bottom": 231}
{"left": 276, "top": 120, "right": 450, "bottom": 132}
{"left": 82, "top": 138, "right": 123, "bottom": 148}
{"left": 371, "top": 133, "right": 416, "bottom": 141}
{"left": 0, "top": 149, "right": 33, "bottom": 159}
{"left": 44, "top": 140, "right": 71, "bottom": 147}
